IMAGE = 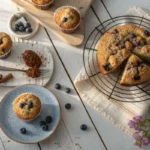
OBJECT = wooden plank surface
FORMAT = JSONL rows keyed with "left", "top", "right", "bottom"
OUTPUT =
{"left": 11, "top": 0, "right": 94, "bottom": 46}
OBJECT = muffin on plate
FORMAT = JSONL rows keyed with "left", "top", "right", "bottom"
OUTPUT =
{"left": 31, "top": 0, "right": 53, "bottom": 10}
{"left": 13, "top": 93, "right": 41, "bottom": 121}
{"left": 54, "top": 6, "right": 81, "bottom": 34}
{"left": 0, "top": 32, "right": 12, "bottom": 59}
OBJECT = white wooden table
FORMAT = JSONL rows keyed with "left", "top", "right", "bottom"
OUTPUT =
{"left": 1, "top": 0, "right": 150, "bottom": 150}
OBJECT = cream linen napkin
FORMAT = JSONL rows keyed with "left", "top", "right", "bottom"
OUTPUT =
{"left": 74, "top": 7, "right": 150, "bottom": 136}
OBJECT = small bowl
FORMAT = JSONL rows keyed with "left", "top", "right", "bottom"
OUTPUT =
{"left": 8, "top": 11, "right": 39, "bottom": 40}
{"left": 54, "top": 6, "right": 82, "bottom": 34}
{"left": 31, "top": 0, "right": 54, "bottom": 10}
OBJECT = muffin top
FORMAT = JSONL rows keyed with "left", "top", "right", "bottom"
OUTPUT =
{"left": 13, "top": 93, "right": 41, "bottom": 120}
{"left": 0, "top": 32, "right": 12, "bottom": 55}
{"left": 32, "top": 0, "right": 52, "bottom": 5}
{"left": 55, "top": 7, "right": 81, "bottom": 29}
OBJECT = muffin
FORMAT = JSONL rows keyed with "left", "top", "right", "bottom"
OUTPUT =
{"left": 31, "top": 0, "right": 53, "bottom": 10}
{"left": 54, "top": 6, "right": 81, "bottom": 34}
{"left": 0, "top": 32, "right": 12, "bottom": 59}
{"left": 13, "top": 93, "right": 41, "bottom": 121}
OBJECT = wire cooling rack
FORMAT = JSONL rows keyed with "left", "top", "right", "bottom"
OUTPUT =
{"left": 83, "top": 15, "right": 150, "bottom": 102}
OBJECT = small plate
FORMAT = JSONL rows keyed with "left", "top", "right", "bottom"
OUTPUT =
{"left": 8, "top": 11, "right": 39, "bottom": 39}
{"left": 0, "top": 85, "right": 60, "bottom": 144}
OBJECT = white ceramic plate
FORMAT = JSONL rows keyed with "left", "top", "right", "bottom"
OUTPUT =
{"left": 0, "top": 41, "right": 54, "bottom": 87}
{"left": 8, "top": 11, "right": 39, "bottom": 39}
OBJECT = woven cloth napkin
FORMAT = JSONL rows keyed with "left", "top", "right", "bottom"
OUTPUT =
{"left": 74, "top": 7, "right": 150, "bottom": 136}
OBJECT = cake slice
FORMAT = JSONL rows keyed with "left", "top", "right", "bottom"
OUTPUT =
{"left": 120, "top": 54, "right": 150, "bottom": 86}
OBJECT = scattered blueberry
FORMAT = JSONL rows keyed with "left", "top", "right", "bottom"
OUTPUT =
{"left": 24, "top": 22, "right": 31, "bottom": 28}
{"left": 19, "top": 26, "right": 25, "bottom": 32}
{"left": 40, "top": 121, "right": 46, "bottom": 126}
{"left": 0, "top": 39, "right": 2, "bottom": 45}
{"left": 45, "top": 116, "right": 52, "bottom": 123}
{"left": 65, "top": 103, "right": 71, "bottom": 109}
{"left": 55, "top": 83, "right": 61, "bottom": 89}
{"left": 26, "top": 27, "right": 33, "bottom": 33}
{"left": 28, "top": 101, "right": 33, "bottom": 108}
{"left": 17, "top": 22, "right": 23, "bottom": 26}
{"left": 62, "top": 17, "right": 68, "bottom": 22}
{"left": 19, "top": 103, "right": 25, "bottom": 108}
{"left": 144, "top": 30, "right": 150, "bottom": 36}
{"left": 42, "top": 125, "right": 48, "bottom": 131}
{"left": 20, "top": 128, "right": 26, "bottom": 134}
{"left": 80, "top": 124, "right": 87, "bottom": 131}
{"left": 65, "top": 88, "right": 71, "bottom": 93}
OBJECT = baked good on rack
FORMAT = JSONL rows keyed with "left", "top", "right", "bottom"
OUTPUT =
{"left": 54, "top": 6, "right": 81, "bottom": 33}
{"left": 0, "top": 32, "right": 12, "bottom": 59}
{"left": 97, "top": 24, "right": 150, "bottom": 74}
{"left": 22, "top": 50, "right": 42, "bottom": 68}
{"left": 32, "top": 0, "right": 52, "bottom": 5}
{"left": 120, "top": 55, "right": 150, "bottom": 86}
{"left": 13, "top": 93, "right": 41, "bottom": 121}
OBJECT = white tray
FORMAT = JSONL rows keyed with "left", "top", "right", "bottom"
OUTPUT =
{"left": 0, "top": 40, "right": 54, "bottom": 87}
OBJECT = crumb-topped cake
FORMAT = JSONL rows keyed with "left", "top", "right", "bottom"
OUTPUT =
{"left": 54, "top": 6, "right": 81, "bottom": 33}
{"left": 97, "top": 24, "right": 150, "bottom": 74}
{"left": 13, "top": 93, "right": 41, "bottom": 121}
{"left": 120, "top": 55, "right": 150, "bottom": 86}
{"left": 0, "top": 32, "right": 12, "bottom": 59}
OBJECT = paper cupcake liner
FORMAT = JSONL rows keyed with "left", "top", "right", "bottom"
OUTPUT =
{"left": 31, "top": 0, "right": 53, "bottom": 10}
{"left": 0, "top": 49, "right": 11, "bottom": 59}
{"left": 54, "top": 5, "right": 82, "bottom": 34}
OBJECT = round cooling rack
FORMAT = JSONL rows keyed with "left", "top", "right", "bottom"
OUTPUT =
{"left": 83, "top": 15, "right": 150, "bottom": 103}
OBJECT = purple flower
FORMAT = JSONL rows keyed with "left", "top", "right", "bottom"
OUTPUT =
{"left": 128, "top": 120, "right": 136, "bottom": 128}
{"left": 133, "top": 116, "right": 142, "bottom": 123}
{"left": 141, "top": 137, "right": 150, "bottom": 146}
{"left": 133, "top": 133, "right": 142, "bottom": 140}
{"left": 134, "top": 124, "right": 142, "bottom": 131}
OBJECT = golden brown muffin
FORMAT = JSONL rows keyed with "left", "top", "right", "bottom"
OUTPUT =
{"left": 0, "top": 32, "right": 12, "bottom": 57}
{"left": 97, "top": 24, "right": 150, "bottom": 75}
{"left": 32, "top": 0, "right": 52, "bottom": 5}
{"left": 120, "top": 55, "right": 150, "bottom": 86}
{"left": 13, "top": 93, "right": 41, "bottom": 121}
{"left": 54, "top": 7, "right": 80, "bottom": 30}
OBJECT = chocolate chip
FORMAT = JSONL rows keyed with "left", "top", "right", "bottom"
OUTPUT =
{"left": 134, "top": 75, "right": 140, "bottom": 80}
{"left": 0, "top": 39, "right": 2, "bottom": 45}
{"left": 144, "top": 30, "right": 150, "bottom": 36}
{"left": 103, "top": 63, "right": 112, "bottom": 71}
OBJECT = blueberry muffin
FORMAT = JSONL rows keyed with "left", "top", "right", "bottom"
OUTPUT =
{"left": 120, "top": 55, "right": 150, "bottom": 86}
{"left": 0, "top": 32, "right": 12, "bottom": 59}
{"left": 54, "top": 6, "right": 81, "bottom": 33}
{"left": 97, "top": 24, "right": 150, "bottom": 74}
{"left": 32, "top": 0, "right": 53, "bottom": 10}
{"left": 13, "top": 93, "right": 41, "bottom": 121}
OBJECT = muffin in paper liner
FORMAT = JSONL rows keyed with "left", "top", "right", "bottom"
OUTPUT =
{"left": 31, "top": 0, "right": 54, "bottom": 10}
{"left": 54, "top": 6, "right": 82, "bottom": 34}
{"left": 0, "top": 48, "right": 11, "bottom": 59}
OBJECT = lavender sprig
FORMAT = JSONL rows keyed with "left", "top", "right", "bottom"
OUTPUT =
{"left": 128, "top": 116, "right": 150, "bottom": 148}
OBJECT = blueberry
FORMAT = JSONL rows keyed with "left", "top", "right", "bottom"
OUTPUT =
{"left": 80, "top": 124, "right": 87, "bottom": 131}
{"left": 62, "top": 17, "right": 68, "bottom": 22}
{"left": 28, "top": 101, "right": 33, "bottom": 108}
{"left": 14, "top": 24, "right": 19, "bottom": 31}
{"left": 103, "top": 63, "right": 112, "bottom": 71}
{"left": 25, "top": 27, "right": 33, "bottom": 33}
{"left": 144, "top": 30, "right": 150, "bottom": 36}
{"left": 55, "top": 83, "right": 61, "bottom": 89}
{"left": 65, "top": 103, "right": 71, "bottom": 109}
{"left": 19, "top": 26, "right": 25, "bottom": 32}
{"left": 45, "top": 116, "right": 52, "bottom": 123}
{"left": 24, "top": 23, "right": 31, "bottom": 28}
{"left": 40, "top": 121, "right": 46, "bottom": 126}
{"left": 134, "top": 75, "right": 141, "bottom": 80}
{"left": 2, "top": 48, "right": 6, "bottom": 53}
{"left": 20, "top": 128, "right": 26, "bottom": 134}
{"left": 65, "top": 88, "right": 71, "bottom": 93}
{"left": 42, "top": 125, "right": 48, "bottom": 131}
{"left": 0, "top": 39, "right": 3, "bottom": 45}
{"left": 17, "top": 22, "right": 23, "bottom": 26}
{"left": 19, "top": 103, "right": 25, "bottom": 108}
